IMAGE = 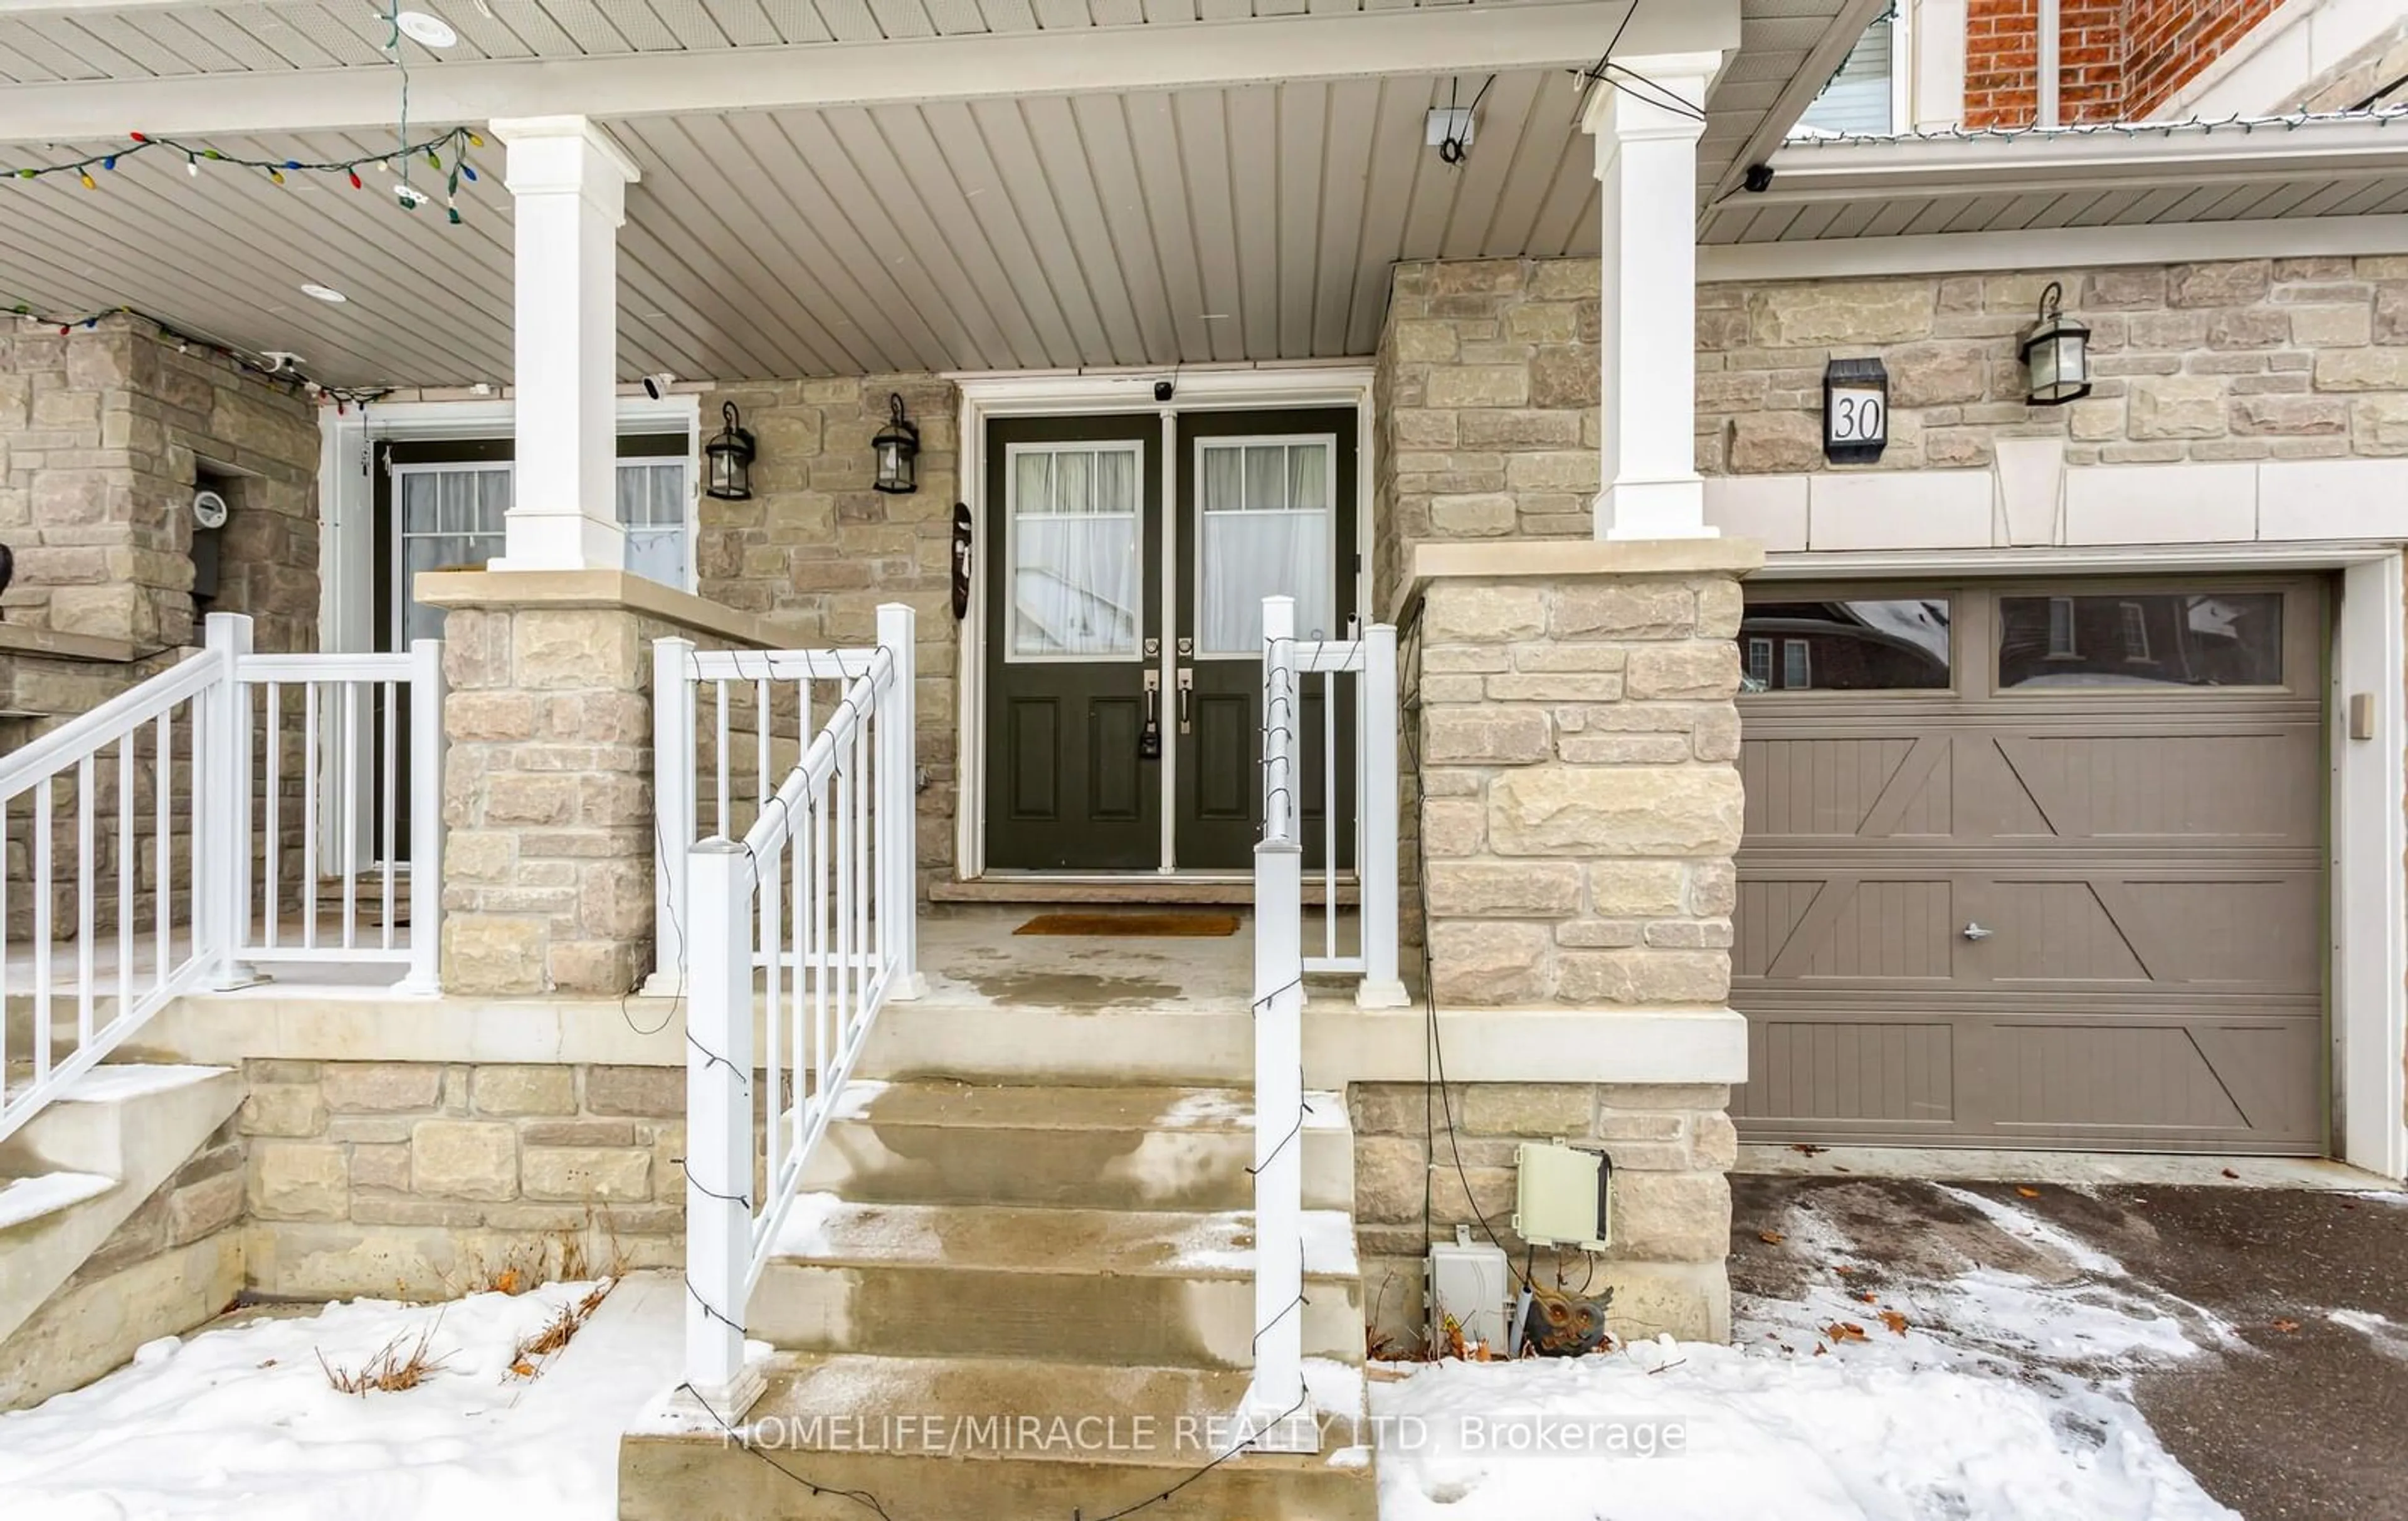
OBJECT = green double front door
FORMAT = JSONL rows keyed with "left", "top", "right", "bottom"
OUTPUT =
{"left": 983, "top": 408, "right": 1357, "bottom": 874}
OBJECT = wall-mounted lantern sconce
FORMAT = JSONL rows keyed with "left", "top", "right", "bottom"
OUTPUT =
{"left": 2020, "top": 280, "right": 2092, "bottom": 406}
{"left": 705, "top": 401, "right": 756, "bottom": 501}
{"left": 873, "top": 392, "right": 920, "bottom": 495}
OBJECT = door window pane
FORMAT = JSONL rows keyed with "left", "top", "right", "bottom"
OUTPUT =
{"left": 1740, "top": 598, "right": 1951, "bottom": 690}
{"left": 396, "top": 466, "right": 510, "bottom": 645}
{"left": 618, "top": 459, "right": 689, "bottom": 588}
{"left": 1198, "top": 438, "right": 1332, "bottom": 655}
{"left": 1999, "top": 592, "right": 2283, "bottom": 689}
{"left": 1010, "top": 444, "right": 1144, "bottom": 659}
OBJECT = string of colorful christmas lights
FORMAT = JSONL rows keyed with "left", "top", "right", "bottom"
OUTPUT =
{"left": 3, "top": 127, "right": 485, "bottom": 223}
{"left": 3, "top": 300, "right": 394, "bottom": 409}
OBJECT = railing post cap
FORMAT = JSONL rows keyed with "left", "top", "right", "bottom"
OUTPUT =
{"left": 690, "top": 836, "right": 747, "bottom": 857}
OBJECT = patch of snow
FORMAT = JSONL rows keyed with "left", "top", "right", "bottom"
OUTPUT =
{"left": 1933, "top": 1184, "right": 2128, "bottom": 1277}
{"left": 0, "top": 1272, "right": 680, "bottom": 1520}
{"left": 1371, "top": 1339, "right": 2237, "bottom": 1521}
{"left": 824, "top": 1078, "right": 889, "bottom": 1122}
{"left": 0, "top": 1171, "right": 114, "bottom": 1229}
{"left": 2328, "top": 1308, "right": 2408, "bottom": 1361}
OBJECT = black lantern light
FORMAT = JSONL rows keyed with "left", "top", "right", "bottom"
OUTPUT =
{"left": 872, "top": 391, "right": 919, "bottom": 495}
{"left": 2020, "top": 280, "right": 2093, "bottom": 407}
{"left": 705, "top": 401, "right": 756, "bottom": 501}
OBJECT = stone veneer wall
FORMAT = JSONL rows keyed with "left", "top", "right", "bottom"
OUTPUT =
{"left": 697, "top": 374, "right": 960, "bottom": 888}
{"left": 438, "top": 597, "right": 779, "bottom": 996}
{"left": 1351, "top": 1082, "right": 1736, "bottom": 1347}
{"left": 0, "top": 314, "right": 319, "bottom": 652}
{"left": 238, "top": 1060, "right": 684, "bottom": 1298}
{"left": 1701, "top": 260, "right": 2408, "bottom": 473}
{"left": 1373, "top": 260, "right": 1599, "bottom": 615}
{"left": 1413, "top": 567, "right": 1745, "bottom": 1010}
{"left": 0, "top": 1117, "right": 245, "bottom": 1409}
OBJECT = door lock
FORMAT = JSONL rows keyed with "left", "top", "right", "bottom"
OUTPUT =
{"left": 1176, "top": 668, "right": 1194, "bottom": 734}
{"left": 1139, "top": 670, "right": 1163, "bottom": 761}
{"left": 1962, "top": 922, "right": 1993, "bottom": 941}
{"left": 1176, "top": 636, "right": 1194, "bottom": 658}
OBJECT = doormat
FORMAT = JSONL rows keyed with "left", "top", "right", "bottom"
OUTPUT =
{"left": 1014, "top": 912, "right": 1240, "bottom": 938}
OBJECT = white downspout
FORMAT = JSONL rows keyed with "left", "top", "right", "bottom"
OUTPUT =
{"left": 2036, "top": 0, "right": 2061, "bottom": 127}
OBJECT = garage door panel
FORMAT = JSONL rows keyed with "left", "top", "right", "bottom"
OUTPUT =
{"left": 1729, "top": 1018, "right": 1956, "bottom": 1127}
{"left": 1993, "top": 730, "right": 2320, "bottom": 841}
{"left": 1741, "top": 735, "right": 1928, "bottom": 838}
{"left": 1734, "top": 578, "right": 2328, "bottom": 1155}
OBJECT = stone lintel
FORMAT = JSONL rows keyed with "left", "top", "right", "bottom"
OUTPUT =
{"left": 415, "top": 567, "right": 783, "bottom": 649}
{"left": 1407, "top": 535, "right": 1765, "bottom": 596}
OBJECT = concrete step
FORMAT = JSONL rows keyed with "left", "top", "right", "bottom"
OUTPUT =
{"left": 753, "top": 1195, "right": 1365, "bottom": 1370}
{"left": 0, "top": 1171, "right": 115, "bottom": 1232}
{"left": 0, "top": 1063, "right": 240, "bottom": 1353}
{"left": 621, "top": 1351, "right": 1376, "bottom": 1521}
{"left": 801, "top": 1080, "right": 1354, "bottom": 1212}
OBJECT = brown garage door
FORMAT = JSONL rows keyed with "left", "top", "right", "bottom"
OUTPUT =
{"left": 1731, "top": 579, "right": 2326, "bottom": 1154}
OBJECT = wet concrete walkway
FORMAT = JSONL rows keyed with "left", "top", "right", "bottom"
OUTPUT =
{"left": 1731, "top": 1174, "right": 2408, "bottom": 1521}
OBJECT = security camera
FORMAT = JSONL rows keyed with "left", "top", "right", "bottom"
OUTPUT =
{"left": 642, "top": 372, "right": 677, "bottom": 400}
{"left": 1743, "top": 162, "right": 1775, "bottom": 193}
{"left": 1153, "top": 378, "right": 1175, "bottom": 403}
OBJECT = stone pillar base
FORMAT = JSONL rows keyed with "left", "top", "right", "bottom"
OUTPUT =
{"left": 417, "top": 569, "right": 783, "bottom": 996}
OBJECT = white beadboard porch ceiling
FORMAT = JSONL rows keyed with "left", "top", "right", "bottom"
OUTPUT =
{"left": 3, "top": 72, "right": 1615, "bottom": 387}
{"left": 0, "top": 0, "right": 1877, "bottom": 386}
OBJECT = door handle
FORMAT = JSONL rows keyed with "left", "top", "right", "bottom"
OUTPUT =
{"left": 1140, "top": 670, "right": 1162, "bottom": 761}
{"left": 1962, "top": 922, "right": 1993, "bottom": 941}
{"left": 1176, "top": 668, "right": 1193, "bottom": 734}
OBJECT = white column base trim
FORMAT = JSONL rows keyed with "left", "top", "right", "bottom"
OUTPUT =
{"left": 1597, "top": 478, "right": 1716, "bottom": 541}
{"left": 888, "top": 971, "right": 929, "bottom": 1003}
{"left": 669, "top": 1364, "right": 769, "bottom": 1428}
{"left": 1353, "top": 977, "right": 1412, "bottom": 1010}
{"left": 490, "top": 512, "right": 630, "bottom": 575}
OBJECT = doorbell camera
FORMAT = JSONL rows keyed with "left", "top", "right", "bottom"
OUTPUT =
{"left": 642, "top": 372, "right": 677, "bottom": 400}
{"left": 1153, "top": 379, "right": 1175, "bottom": 403}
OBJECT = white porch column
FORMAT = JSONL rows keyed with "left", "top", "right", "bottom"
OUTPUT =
{"left": 1582, "top": 53, "right": 1718, "bottom": 540}
{"left": 490, "top": 115, "right": 639, "bottom": 571}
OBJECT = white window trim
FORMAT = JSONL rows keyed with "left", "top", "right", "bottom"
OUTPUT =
{"left": 1191, "top": 431, "right": 1341, "bottom": 661}
{"left": 388, "top": 459, "right": 512, "bottom": 649}
{"left": 999, "top": 438, "right": 1149, "bottom": 666}
{"left": 949, "top": 364, "right": 1374, "bottom": 882}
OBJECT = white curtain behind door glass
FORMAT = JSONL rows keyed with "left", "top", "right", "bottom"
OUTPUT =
{"left": 1200, "top": 440, "right": 1330, "bottom": 654}
{"left": 397, "top": 466, "right": 510, "bottom": 644}
{"left": 1011, "top": 445, "right": 1142, "bottom": 658}
{"left": 617, "top": 460, "right": 688, "bottom": 588}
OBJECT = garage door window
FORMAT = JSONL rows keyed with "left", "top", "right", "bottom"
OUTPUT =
{"left": 1998, "top": 592, "right": 2283, "bottom": 690}
{"left": 1740, "top": 598, "right": 1951, "bottom": 692}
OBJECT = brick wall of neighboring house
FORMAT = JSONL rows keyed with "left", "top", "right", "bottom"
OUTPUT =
{"left": 695, "top": 374, "right": 961, "bottom": 888}
{"left": 1699, "top": 259, "right": 2408, "bottom": 474}
{"left": 1963, "top": 0, "right": 2284, "bottom": 127}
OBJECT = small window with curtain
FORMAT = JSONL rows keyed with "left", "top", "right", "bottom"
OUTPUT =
{"left": 1196, "top": 436, "right": 1334, "bottom": 656}
{"left": 1007, "top": 441, "right": 1144, "bottom": 660}
{"left": 617, "top": 458, "right": 690, "bottom": 589}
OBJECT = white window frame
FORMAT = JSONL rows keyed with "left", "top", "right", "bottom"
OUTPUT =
{"left": 1781, "top": 639, "right": 1812, "bottom": 690}
{"left": 1745, "top": 636, "right": 1775, "bottom": 688}
{"left": 2046, "top": 594, "right": 2079, "bottom": 657}
{"left": 1000, "top": 437, "right": 1149, "bottom": 665}
{"left": 1190, "top": 431, "right": 1342, "bottom": 661}
{"left": 2118, "top": 598, "right": 2152, "bottom": 662}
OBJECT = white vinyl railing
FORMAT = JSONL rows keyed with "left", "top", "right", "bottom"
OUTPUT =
{"left": 684, "top": 603, "right": 923, "bottom": 1416}
{"left": 1291, "top": 612, "right": 1406, "bottom": 1008}
{"left": 1245, "top": 593, "right": 1314, "bottom": 1446}
{"left": 651, "top": 634, "right": 886, "bottom": 993}
{"left": 0, "top": 611, "right": 443, "bottom": 1143}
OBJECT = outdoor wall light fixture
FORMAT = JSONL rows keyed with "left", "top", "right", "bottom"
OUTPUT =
{"left": 873, "top": 392, "right": 920, "bottom": 495}
{"left": 705, "top": 401, "right": 756, "bottom": 501}
{"left": 2020, "top": 280, "right": 2093, "bottom": 406}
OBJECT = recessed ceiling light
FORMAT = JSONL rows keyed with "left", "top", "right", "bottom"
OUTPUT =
{"left": 300, "top": 283, "right": 349, "bottom": 303}
{"left": 396, "top": 9, "right": 458, "bottom": 47}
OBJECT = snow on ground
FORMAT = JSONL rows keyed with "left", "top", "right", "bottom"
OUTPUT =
{"left": 1375, "top": 1191, "right": 2239, "bottom": 1521}
{"left": 0, "top": 1271, "right": 681, "bottom": 1521}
